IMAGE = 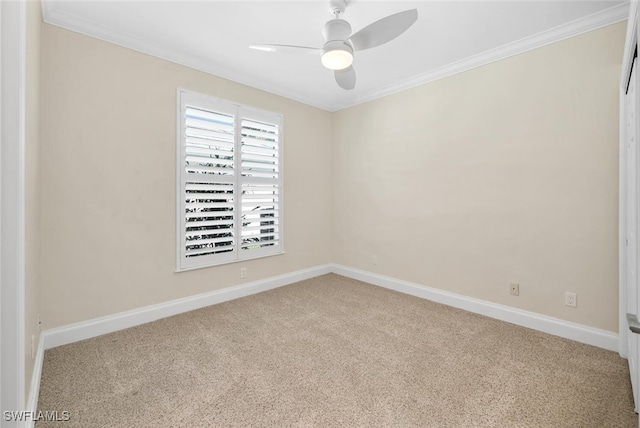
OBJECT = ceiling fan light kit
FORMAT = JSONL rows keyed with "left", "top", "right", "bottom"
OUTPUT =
{"left": 321, "top": 41, "right": 353, "bottom": 70}
{"left": 249, "top": 0, "right": 418, "bottom": 90}
{"left": 321, "top": 14, "right": 353, "bottom": 70}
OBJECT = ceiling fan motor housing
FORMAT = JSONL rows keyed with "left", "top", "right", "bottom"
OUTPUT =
{"left": 322, "top": 19, "right": 352, "bottom": 43}
{"left": 321, "top": 18, "right": 354, "bottom": 70}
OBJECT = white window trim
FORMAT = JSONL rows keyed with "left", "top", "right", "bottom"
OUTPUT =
{"left": 176, "top": 89, "right": 284, "bottom": 272}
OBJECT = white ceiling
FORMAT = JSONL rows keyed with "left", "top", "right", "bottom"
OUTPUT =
{"left": 43, "top": 1, "right": 628, "bottom": 111}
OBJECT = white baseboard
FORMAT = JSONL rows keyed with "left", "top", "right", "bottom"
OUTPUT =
{"left": 41, "top": 262, "right": 620, "bottom": 352}
{"left": 42, "top": 264, "right": 333, "bottom": 350}
{"left": 331, "top": 264, "right": 619, "bottom": 352}
{"left": 31, "top": 262, "right": 620, "bottom": 417}
{"left": 30, "top": 265, "right": 328, "bottom": 422}
{"left": 25, "top": 333, "right": 45, "bottom": 428}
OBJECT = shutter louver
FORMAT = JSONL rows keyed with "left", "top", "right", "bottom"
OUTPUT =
{"left": 184, "top": 106, "right": 236, "bottom": 261}
{"left": 240, "top": 117, "right": 280, "bottom": 252}
{"left": 241, "top": 184, "right": 279, "bottom": 250}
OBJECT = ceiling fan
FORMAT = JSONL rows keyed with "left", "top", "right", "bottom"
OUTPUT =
{"left": 249, "top": 0, "right": 418, "bottom": 90}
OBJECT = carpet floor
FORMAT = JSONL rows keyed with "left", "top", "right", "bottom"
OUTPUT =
{"left": 37, "top": 274, "right": 637, "bottom": 427}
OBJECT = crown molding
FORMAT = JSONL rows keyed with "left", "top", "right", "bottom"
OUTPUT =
{"left": 40, "top": 1, "right": 337, "bottom": 111}
{"left": 42, "top": 1, "right": 629, "bottom": 112}
{"left": 331, "top": 1, "right": 630, "bottom": 111}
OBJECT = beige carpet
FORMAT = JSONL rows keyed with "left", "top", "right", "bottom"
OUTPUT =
{"left": 37, "top": 274, "right": 637, "bottom": 427}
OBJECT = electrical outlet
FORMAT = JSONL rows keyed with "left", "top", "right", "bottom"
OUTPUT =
{"left": 509, "top": 283, "right": 519, "bottom": 296}
{"left": 240, "top": 267, "right": 247, "bottom": 278}
{"left": 372, "top": 255, "right": 378, "bottom": 265}
{"left": 565, "top": 292, "right": 577, "bottom": 308}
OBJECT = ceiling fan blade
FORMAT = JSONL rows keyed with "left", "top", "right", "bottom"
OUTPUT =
{"left": 348, "top": 9, "right": 418, "bottom": 51}
{"left": 335, "top": 66, "right": 356, "bottom": 90}
{"left": 249, "top": 44, "right": 321, "bottom": 54}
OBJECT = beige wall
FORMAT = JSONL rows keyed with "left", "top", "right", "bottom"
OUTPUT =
{"left": 25, "top": 0, "right": 42, "bottom": 401}
{"left": 333, "top": 22, "right": 625, "bottom": 332}
{"left": 39, "top": 20, "right": 625, "bottom": 333}
{"left": 40, "top": 24, "right": 333, "bottom": 329}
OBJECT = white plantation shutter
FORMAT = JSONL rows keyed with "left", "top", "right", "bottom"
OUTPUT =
{"left": 178, "top": 90, "right": 283, "bottom": 270}
{"left": 239, "top": 111, "right": 280, "bottom": 256}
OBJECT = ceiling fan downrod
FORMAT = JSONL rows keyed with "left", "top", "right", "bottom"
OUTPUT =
{"left": 329, "top": 0, "right": 347, "bottom": 17}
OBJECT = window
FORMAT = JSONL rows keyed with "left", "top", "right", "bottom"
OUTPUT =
{"left": 177, "top": 90, "right": 282, "bottom": 270}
